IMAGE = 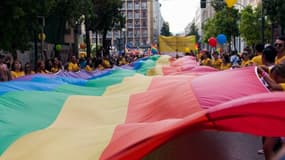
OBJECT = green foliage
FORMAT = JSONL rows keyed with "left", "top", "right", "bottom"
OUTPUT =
{"left": 239, "top": 6, "right": 259, "bottom": 45}
{"left": 160, "top": 22, "right": 172, "bottom": 36}
{"left": 0, "top": 0, "right": 55, "bottom": 55}
{"left": 0, "top": 0, "right": 123, "bottom": 56}
{"left": 210, "top": 0, "right": 226, "bottom": 11}
{"left": 202, "top": 18, "right": 217, "bottom": 43}
{"left": 92, "top": 0, "right": 123, "bottom": 53}
{"left": 187, "top": 23, "right": 200, "bottom": 42}
{"left": 214, "top": 8, "right": 239, "bottom": 40}
{"left": 240, "top": 5, "right": 271, "bottom": 45}
{"left": 202, "top": 7, "right": 239, "bottom": 45}
{"left": 263, "top": 0, "right": 285, "bottom": 33}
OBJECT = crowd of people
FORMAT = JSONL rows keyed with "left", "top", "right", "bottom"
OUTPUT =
{"left": 193, "top": 36, "right": 285, "bottom": 93}
{"left": 191, "top": 35, "right": 285, "bottom": 160}
{"left": 0, "top": 53, "right": 145, "bottom": 81}
{"left": 1, "top": 35, "right": 285, "bottom": 160}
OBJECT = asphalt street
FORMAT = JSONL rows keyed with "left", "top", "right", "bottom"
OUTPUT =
{"left": 144, "top": 130, "right": 265, "bottom": 160}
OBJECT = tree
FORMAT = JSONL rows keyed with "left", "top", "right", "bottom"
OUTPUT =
{"left": 211, "top": 0, "right": 226, "bottom": 11}
{"left": 187, "top": 22, "right": 200, "bottom": 42}
{"left": 215, "top": 8, "right": 239, "bottom": 49}
{"left": 202, "top": 18, "right": 217, "bottom": 43}
{"left": 263, "top": 0, "right": 285, "bottom": 37}
{"left": 239, "top": 5, "right": 271, "bottom": 46}
{"left": 160, "top": 22, "right": 172, "bottom": 36}
{"left": 93, "top": 0, "right": 123, "bottom": 56}
{"left": 202, "top": 7, "right": 239, "bottom": 50}
{"left": 239, "top": 6, "right": 260, "bottom": 46}
{"left": 0, "top": 0, "right": 55, "bottom": 58}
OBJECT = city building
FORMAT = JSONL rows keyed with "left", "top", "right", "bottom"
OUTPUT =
{"left": 195, "top": 0, "right": 263, "bottom": 52}
{"left": 91, "top": 0, "right": 163, "bottom": 53}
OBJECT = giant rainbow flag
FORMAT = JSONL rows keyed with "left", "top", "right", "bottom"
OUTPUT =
{"left": 0, "top": 55, "right": 285, "bottom": 160}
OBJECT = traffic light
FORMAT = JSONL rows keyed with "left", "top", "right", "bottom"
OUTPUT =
{"left": 201, "top": 0, "right": 206, "bottom": 8}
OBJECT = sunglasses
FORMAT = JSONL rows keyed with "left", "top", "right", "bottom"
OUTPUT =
{"left": 275, "top": 43, "right": 284, "bottom": 48}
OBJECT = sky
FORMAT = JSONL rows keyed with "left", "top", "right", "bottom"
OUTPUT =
{"left": 159, "top": 0, "right": 200, "bottom": 34}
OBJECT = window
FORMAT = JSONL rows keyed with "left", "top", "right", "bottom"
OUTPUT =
{"left": 142, "top": 11, "right": 147, "bottom": 18}
{"left": 128, "top": 3, "right": 133, "bottom": 9}
{"left": 141, "top": 2, "right": 147, "bottom": 9}
{"left": 135, "top": 12, "right": 140, "bottom": 19}
{"left": 128, "top": 31, "right": 133, "bottom": 37}
{"left": 135, "top": 2, "right": 140, "bottom": 9}
{"left": 127, "top": 13, "right": 133, "bottom": 19}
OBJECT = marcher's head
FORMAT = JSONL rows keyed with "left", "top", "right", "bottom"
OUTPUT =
{"left": 262, "top": 46, "right": 277, "bottom": 65}
{"left": 270, "top": 63, "right": 285, "bottom": 83}
{"left": 255, "top": 43, "right": 264, "bottom": 53}
{"left": 12, "top": 60, "right": 22, "bottom": 71}
{"left": 274, "top": 35, "right": 285, "bottom": 54}
{"left": 242, "top": 51, "right": 250, "bottom": 60}
{"left": 212, "top": 51, "right": 219, "bottom": 59}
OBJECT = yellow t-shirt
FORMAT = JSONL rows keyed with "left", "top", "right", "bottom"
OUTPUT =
{"left": 68, "top": 62, "right": 80, "bottom": 72}
{"left": 211, "top": 59, "right": 222, "bottom": 69}
{"left": 103, "top": 60, "right": 111, "bottom": 68}
{"left": 97, "top": 64, "right": 105, "bottom": 70}
{"left": 201, "top": 58, "right": 211, "bottom": 66}
{"left": 220, "top": 63, "right": 231, "bottom": 70}
{"left": 11, "top": 71, "right": 25, "bottom": 79}
{"left": 275, "top": 55, "right": 285, "bottom": 64}
{"left": 25, "top": 71, "right": 35, "bottom": 75}
{"left": 51, "top": 67, "right": 60, "bottom": 73}
{"left": 280, "top": 83, "right": 285, "bottom": 90}
{"left": 119, "top": 58, "right": 127, "bottom": 65}
{"left": 251, "top": 55, "right": 263, "bottom": 66}
{"left": 38, "top": 70, "right": 50, "bottom": 74}
{"left": 241, "top": 60, "right": 253, "bottom": 67}
{"left": 85, "top": 65, "right": 93, "bottom": 72}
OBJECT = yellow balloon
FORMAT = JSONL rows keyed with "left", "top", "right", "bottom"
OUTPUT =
{"left": 184, "top": 48, "right": 190, "bottom": 53}
{"left": 38, "top": 33, "right": 46, "bottom": 41}
{"left": 225, "top": 0, "right": 237, "bottom": 8}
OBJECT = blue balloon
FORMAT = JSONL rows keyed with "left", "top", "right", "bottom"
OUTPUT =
{"left": 217, "top": 34, "right": 227, "bottom": 44}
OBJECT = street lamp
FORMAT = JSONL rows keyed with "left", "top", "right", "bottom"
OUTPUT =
{"left": 37, "top": 16, "right": 45, "bottom": 60}
{"left": 261, "top": 0, "right": 265, "bottom": 44}
{"left": 122, "top": 28, "right": 126, "bottom": 55}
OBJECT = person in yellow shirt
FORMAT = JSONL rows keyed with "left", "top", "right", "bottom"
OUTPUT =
{"left": 36, "top": 60, "right": 50, "bottom": 74}
{"left": 261, "top": 46, "right": 277, "bottom": 68}
{"left": 118, "top": 56, "right": 128, "bottom": 66}
{"left": 200, "top": 51, "right": 211, "bottom": 66}
{"left": 251, "top": 43, "right": 264, "bottom": 66}
{"left": 257, "top": 63, "right": 285, "bottom": 91}
{"left": 85, "top": 58, "right": 93, "bottom": 72}
{"left": 102, "top": 56, "right": 112, "bottom": 68}
{"left": 241, "top": 51, "right": 253, "bottom": 67}
{"left": 24, "top": 62, "right": 35, "bottom": 75}
{"left": 220, "top": 54, "right": 231, "bottom": 70}
{"left": 50, "top": 57, "right": 62, "bottom": 73}
{"left": 211, "top": 51, "right": 222, "bottom": 69}
{"left": 68, "top": 56, "right": 80, "bottom": 72}
{"left": 274, "top": 35, "right": 285, "bottom": 64}
{"left": 11, "top": 60, "right": 25, "bottom": 79}
{"left": 257, "top": 63, "right": 285, "bottom": 160}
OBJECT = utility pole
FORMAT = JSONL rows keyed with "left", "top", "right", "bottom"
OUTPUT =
{"left": 261, "top": 0, "right": 265, "bottom": 44}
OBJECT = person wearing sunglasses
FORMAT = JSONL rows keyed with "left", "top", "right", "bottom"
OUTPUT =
{"left": 274, "top": 36, "right": 285, "bottom": 64}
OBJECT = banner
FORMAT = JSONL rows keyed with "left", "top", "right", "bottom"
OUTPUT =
{"left": 159, "top": 36, "right": 196, "bottom": 53}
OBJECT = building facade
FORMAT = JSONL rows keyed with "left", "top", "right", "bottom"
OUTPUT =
{"left": 91, "top": 0, "right": 163, "bottom": 52}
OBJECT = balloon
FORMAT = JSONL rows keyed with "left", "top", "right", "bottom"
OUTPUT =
{"left": 55, "top": 44, "right": 62, "bottom": 52}
{"left": 208, "top": 37, "right": 217, "bottom": 47}
{"left": 225, "top": 0, "right": 237, "bottom": 8}
{"left": 38, "top": 33, "right": 46, "bottom": 41}
{"left": 80, "top": 43, "right": 86, "bottom": 49}
{"left": 184, "top": 48, "right": 190, "bottom": 53}
{"left": 217, "top": 34, "right": 227, "bottom": 44}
